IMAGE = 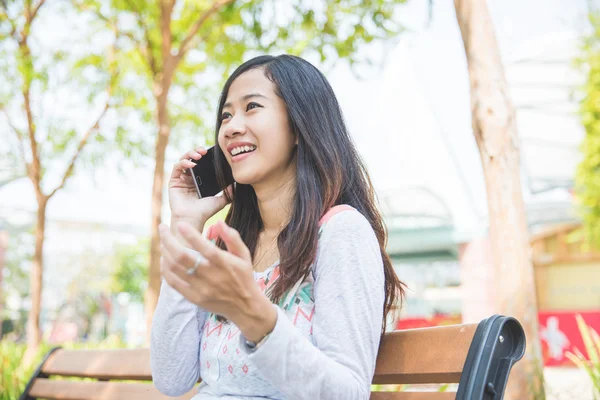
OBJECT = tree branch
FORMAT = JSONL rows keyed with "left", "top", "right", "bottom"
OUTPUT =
{"left": 29, "top": 0, "right": 46, "bottom": 23}
{"left": 22, "top": 65, "right": 42, "bottom": 190}
{"left": 125, "top": 0, "right": 158, "bottom": 76}
{"left": 1, "top": 108, "right": 31, "bottom": 177}
{"left": 0, "top": 0, "right": 19, "bottom": 38}
{"left": 48, "top": 32, "right": 119, "bottom": 200}
{"left": 74, "top": 2, "right": 150, "bottom": 66}
{"left": 160, "top": 0, "right": 175, "bottom": 61}
{"left": 47, "top": 96, "right": 111, "bottom": 199}
{"left": 175, "top": 0, "right": 236, "bottom": 63}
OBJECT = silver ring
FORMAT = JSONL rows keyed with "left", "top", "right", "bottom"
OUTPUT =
{"left": 186, "top": 252, "right": 205, "bottom": 275}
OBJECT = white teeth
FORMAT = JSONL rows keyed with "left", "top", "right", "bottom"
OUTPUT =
{"left": 231, "top": 145, "right": 256, "bottom": 156}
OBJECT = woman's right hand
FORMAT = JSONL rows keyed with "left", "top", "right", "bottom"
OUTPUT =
{"left": 168, "top": 146, "right": 232, "bottom": 230}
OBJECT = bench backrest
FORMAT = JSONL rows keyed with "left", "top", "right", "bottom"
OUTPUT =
{"left": 20, "top": 314, "right": 525, "bottom": 400}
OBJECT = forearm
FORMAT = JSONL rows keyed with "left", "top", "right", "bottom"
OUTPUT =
{"left": 170, "top": 216, "right": 205, "bottom": 238}
{"left": 231, "top": 287, "right": 278, "bottom": 343}
{"left": 150, "top": 280, "right": 207, "bottom": 396}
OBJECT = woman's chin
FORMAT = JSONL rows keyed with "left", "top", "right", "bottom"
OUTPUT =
{"left": 232, "top": 172, "right": 259, "bottom": 186}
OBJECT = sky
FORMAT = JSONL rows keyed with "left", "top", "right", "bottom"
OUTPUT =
{"left": 0, "top": 0, "right": 590, "bottom": 241}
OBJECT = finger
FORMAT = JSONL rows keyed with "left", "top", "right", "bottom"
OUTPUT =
{"left": 171, "top": 159, "right": 196, "bottom": 180}
{"left": 180, "top": 159, "right": 197, "bottom": 169}
{"left": 178, "top": 147, "right": 207, "bottom": 175}
{"left": 161, "top": 242, "right": 205, "bottom": 281}
{"left": 212, "top": 221, "right": 252, "bottom": 262}
{"left": 179, "top": 149, "right": 199, "bottom": 161}
{"left": 195, "top": 146, "right": 208, "bottom": 155}
{"left": 176, "top": 221, "right": 233, "bottom": 267}
{"left": 180, "top": 147, "right": 207, "bottom": 162}
{"left": 160, "top": 224, "right": 197, "bottom": 271}
{"left": 162, "top": 263, "right": 193, "bottom": 296}
{"left": 210, "top": 188, "right": 233, "bottom": 211}
{"left": 178, "top": 159, "right": 197, "bottom": 176}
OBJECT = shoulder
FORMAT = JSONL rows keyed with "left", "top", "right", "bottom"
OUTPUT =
{"left": 319, "top": 207, "right": 377, "bottom": 244}
{"left": 313, "top": 207, "right": 384, "bottom": 284}
{"left": 315, "top": 207, "right": 382, "bottom": 270}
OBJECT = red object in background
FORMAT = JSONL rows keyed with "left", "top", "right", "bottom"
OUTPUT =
{"left": 539, "top": 311, "right": 600, "bottom": 367}
{"left": 396, "top": 311, "right": 600, "bottom": 367}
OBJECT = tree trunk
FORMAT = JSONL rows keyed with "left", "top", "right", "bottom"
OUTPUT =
{"left": 23, "top": 195, "right": 48, "bottom": 366}
{"left": 143, "top": 1, "right": 178, "bottom": 342}
{"left": 453, "top": 0, "right": 545, "bottom": 399}
{"left": 145, "top": 77, "right": 173, "bottom": 340}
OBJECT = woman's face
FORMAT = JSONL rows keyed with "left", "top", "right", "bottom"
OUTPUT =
{"left": 218, "top": 68, "right": 297, "bottom": 187}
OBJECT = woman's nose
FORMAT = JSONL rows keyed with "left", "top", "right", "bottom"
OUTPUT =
{"left": 223, "top": 115, "right": 247, "bottom": 138}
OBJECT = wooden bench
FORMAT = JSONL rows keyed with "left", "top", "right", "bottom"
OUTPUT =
{"left": 20, "top": 314, "right": 525, "bottom": 400}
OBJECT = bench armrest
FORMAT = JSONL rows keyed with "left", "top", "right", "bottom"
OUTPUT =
{"left": 19, "top": 346, "right": 62, "bottom": 400}
{"left": 457, "top": 314, "right": 526, "bottom": 399}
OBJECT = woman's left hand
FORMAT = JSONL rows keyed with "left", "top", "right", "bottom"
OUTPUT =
{"left": 159, "top": 220, "right": 277, "bottom": 342}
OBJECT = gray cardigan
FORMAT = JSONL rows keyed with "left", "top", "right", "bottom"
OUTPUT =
{"left": 150, "top": 209, "right": 385, "bottom": 399}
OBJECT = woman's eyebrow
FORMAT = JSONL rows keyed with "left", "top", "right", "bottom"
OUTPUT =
{"left": 223, "top": 93, "right": 268, "bottom": 108}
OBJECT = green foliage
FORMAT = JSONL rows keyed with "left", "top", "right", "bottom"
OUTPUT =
{"left": 370, "top": 383, "right": 451, "bottom": 392}
{"left": 0, "top": 340, "right": 51, "bottom": 400}
{"left": 0, "top": 1, "right": 149, "bottom": 184}
{"left": 0, "top": 337, "right": 128, "bottom": 400}
{"left": 371, "top": 384, "right": 405, "bottom": 392}
{"left": 575, "top": 12, "right": 600, "bottom": 249}
{"left": 1, "top": 228, "right": 33, "bottom": 338}
{"left": 565, "top": 314, "right": 600, "bottom": 399}
{"left": 110, "top": 238, "right": 149, "bottom": 302}
{"left": 74, "top": 0, "right": 408, "bottom": 151}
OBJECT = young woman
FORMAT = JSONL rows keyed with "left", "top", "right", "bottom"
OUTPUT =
{"left": 151, "top": 54, "right": 406, "bottom": 400}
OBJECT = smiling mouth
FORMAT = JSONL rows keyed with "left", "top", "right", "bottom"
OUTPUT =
{"left": 230, "top": 145, "right": 257, "bottom": 156}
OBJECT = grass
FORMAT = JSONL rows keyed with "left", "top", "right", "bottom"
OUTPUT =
{"left": 0, "top": 336, "right": 128, "bottom": 400}
{"left": 565, "top": 314, "right": 600, "bottom": 399}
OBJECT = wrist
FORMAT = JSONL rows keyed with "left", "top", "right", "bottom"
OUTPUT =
{"left": 170, "top": 216, "right": 205, "bottom": 234}
{"left": 234, "top": 291, "right": 277, "bottom": 343}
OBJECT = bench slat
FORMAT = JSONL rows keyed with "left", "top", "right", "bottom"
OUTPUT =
{"left": 370, "top": 392, "right": 456, "bottom": 400}
{"left": 41, "top": 349, "right": 153, "bottom": 380}
{"left": 29, "top": 378, "right": 196, "bottom": 400}
{"left": 373, "top": 323, "right": 477, "bottom": 384}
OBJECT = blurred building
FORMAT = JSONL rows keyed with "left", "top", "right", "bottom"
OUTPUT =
{"left": 353, "top": 2, "right": 597, "bottom": 368}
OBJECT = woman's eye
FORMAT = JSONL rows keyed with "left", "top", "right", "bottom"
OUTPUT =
{"left": 246, "top": 102, "right": 262, "bottom": 111}
{"left": 221, "top": 111, "right": 232, "bottom": 121}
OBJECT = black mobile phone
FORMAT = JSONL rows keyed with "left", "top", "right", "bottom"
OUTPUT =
{"left": 190, "top": 146, "right": 234, "bottom": 198}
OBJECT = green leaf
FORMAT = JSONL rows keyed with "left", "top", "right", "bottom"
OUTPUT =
{"left": 576, "top": 11, "right": 600, "bottom": 249}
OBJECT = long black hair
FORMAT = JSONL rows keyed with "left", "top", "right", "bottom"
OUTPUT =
{"left": 214, "top": 55, "right": 406, "bottom": 332}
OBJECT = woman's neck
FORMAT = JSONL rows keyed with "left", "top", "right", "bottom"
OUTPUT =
{"left": 253, "top": 171, "right": 296, "bottom": 235}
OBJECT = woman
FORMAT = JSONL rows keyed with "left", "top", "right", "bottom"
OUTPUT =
{"left": 151, "top": 54, "right": 406, "bottom": 400}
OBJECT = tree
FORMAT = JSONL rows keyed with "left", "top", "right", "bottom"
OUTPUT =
{"left": 110, "top": 238, "right": 150, "bottom": 303}
{"left": 80, "top": 0, "right": 409, "bottom": 337}
{"left": 575, "top": 11, "right": 600, "bottom": 250}
{"left": 0, "top": 1, "right": 122, "bottom": 363}
{"left": 453, "top": 0, "right": 545, "bottom": 398}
